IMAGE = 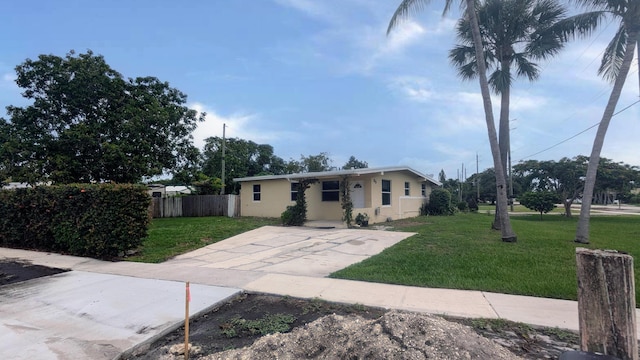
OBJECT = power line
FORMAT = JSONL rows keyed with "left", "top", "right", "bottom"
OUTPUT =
{"left": 517, "top": 99, "right": 640, "bottom": 161}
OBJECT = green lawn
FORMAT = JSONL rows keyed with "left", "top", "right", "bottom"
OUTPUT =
{"left": 331, "top": 213, "right": 640, "bottom": 302}
{"left": 477, "top": 203, "right": 565, "bottom": 213}
{"left": 126, "top": 216, "right": 280, "bottom": 263}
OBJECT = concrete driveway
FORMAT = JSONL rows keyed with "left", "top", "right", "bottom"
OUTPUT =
{"left": 0, "top": 225, "right": 415, "bottom": 360}
{"left": 166, "top": 226, "right": 415, "bottom": 277}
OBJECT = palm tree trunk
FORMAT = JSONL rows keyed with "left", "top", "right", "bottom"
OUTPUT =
{"left": 494, "top": 70, "right": 512, "bottom": 229}
{"left": 575, "top": 30, "right": 638, "bottom": 244}
{"left": 465, "top": 0, "right": 517, "bottom": 242}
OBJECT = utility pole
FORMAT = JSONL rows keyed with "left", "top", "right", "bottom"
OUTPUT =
{"left": 221, "top": 123, "right": 226, "bottom": 195}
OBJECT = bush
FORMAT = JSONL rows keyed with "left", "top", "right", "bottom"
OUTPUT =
{"left": 0, "top": 184, "right": 150, "bottom": 259}
{"left": 281, "top": 204, "right": 306, "bottom": 226}
{"left": 519, "top": 191, "right": 560, "bottom": 219}
{"left": 425, "top": 188, "right": 455, "bottom": 216}
{"left": 467, "top": 198, "right": 479, "bottom": 212}
{"left": 457, "top": 201, "right": 469, "bottom": 212}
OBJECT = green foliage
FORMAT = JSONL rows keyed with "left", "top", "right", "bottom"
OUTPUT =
{"left": 426, "top": 188, "right": 455, "bottom": 216}
{"left": 0, "top": 184, "right": 150, "bottom": 259}
{"left": 340, "top": 177, "right": 353, "bottom": 227}
{"left": 3, "top": 50, "right": 203, "bottom": 184}
{"left": 355, "top": 213, "right": 369, "bottom": 226}
{"left": 281, "top": 179, "right": 315, "bottom": 226}
{"left": 457, "top": 201, "right": 469, "bottom": 212}
{"left": 342, "top": 156, "right": 368, "bottom": 170}
{"left": 202, "top": 137, "right": 287, "bottom": 194}
{"left": 519, "top": 191, "right": 560, "bottom": 219}
{"left": 223, "top": 314, "right": 296, "bottom": 338}
{"left": 192, "top": 175, "right": 223, "bottom": 195}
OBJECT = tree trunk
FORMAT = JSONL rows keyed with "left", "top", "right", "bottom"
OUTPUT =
{"left": 575, "top": 30, "right": 638, "bottom": 244}
{"left": 465, "top": 0, "right": 516, "bottom": 242}
{"left": 575, "top": 248, "right": 637, "bottom": 360}
{"left": 494, "top": 80, "right": 512, "bottom": 230}
{"left": 564, "top": 200, "right": 572, "bottom": 217}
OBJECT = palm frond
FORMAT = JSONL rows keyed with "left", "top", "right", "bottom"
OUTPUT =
{"left": 513, "top": 54, "right": 540, "bottom": 81}
{"left": 551, "top": 11, "right": 608, "bottom": 40}
{"left": 387, "top": 0, "right": 457, "bottom": 34}
{"left": 488, "top": 68, "right": 512, "bottom": 95}
{"left": 599, "top": 24, "right": 627, "bottom": 82}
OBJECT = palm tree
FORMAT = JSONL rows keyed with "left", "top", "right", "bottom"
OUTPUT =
{"left": 555, "top": 0, "right": 640, "bottom": 244}
{"left": 449, "top": 0, "right": 569, "bottom": 229}
{"left": 389, "top": 0, "right": 518, "bottom": 242}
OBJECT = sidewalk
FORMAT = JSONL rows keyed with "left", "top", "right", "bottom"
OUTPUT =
{"left": 2, "top": 225, "right": 640, "bottom": 359}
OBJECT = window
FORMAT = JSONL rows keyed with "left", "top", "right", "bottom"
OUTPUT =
{"left": 290, "top": 182, "right": 298, "bottom": 201}
{"left": 322, "top": 181, "right": 340, "bottom": 201}
{"left": 253, "top": 184, "right": 261, "bottom": 201}
{"left": 421, "top": 183, "right": 427, "bottom": 197}
{"left": 404, "top": 182, "right": 410, "bottom": 196}
{"left": 382, "top": 179, "right": 391, "bottom": 206}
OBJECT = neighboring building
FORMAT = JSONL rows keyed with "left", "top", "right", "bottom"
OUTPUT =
{"left": 165, "top": 185, "right": 193, "bottom": 197}
{"left": 147, "top": 184, "right": 194, "bottom": 198}
{"left": 234, "top": 166, "right": 441, "bottom": 223}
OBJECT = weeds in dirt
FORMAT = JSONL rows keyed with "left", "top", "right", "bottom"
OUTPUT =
{"left": 221, "top": 313, "right": 297, "bottom": 338}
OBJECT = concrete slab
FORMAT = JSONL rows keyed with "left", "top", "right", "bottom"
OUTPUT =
{"left": 0, "top": 271, "right": 240, "bottom": 360}
{"left": 482, "top": 292, "right": 579, "bottom": 330}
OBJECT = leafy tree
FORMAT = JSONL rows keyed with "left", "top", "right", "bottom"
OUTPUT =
{"left": 389, "top": 0, "right": 517, "bottom": 242}
{"left": 202, "top": 137, "right": 287, "bottom": 193}
{"left": 556, "top": 0, "right": 640, "bottom": 243}
{"left": 192, "top": 174, "right": 223, "bottom": 195}
{"left": 513, "top": 157, "right": 586, "bottom": 217}
{"left": 301, "top": 152, "right": 335, "bottom": 172}
{"left": 3, "top": 50, "right": 203, "bottom": 184}
{"left": 449, "top": 0, "right": 569, "bottom": 229}
{"left": 342, "top": 156, "right": 368, "bottom": 170}
{"left": 438, "top": 169, "right": 447, "bottom": 184}
{"left": 519, "top": 191, "right": 560, "bottom": 219}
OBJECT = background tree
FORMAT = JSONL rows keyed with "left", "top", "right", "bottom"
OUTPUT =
{"left": 202, "top": 137, "right": 287, "bottom": 194}
{"left": 3, "top": 50, "right": 203, "bottom": 184}
{"left": 389, "top": 0, "right": 517, "bottom": 242}
{"left": 300, "top": 152, "right": 335, "bottom": 172}
{"left": 519, "top": 191, "right": 560, "bottom": 219}
{"left": 556, "top": 0, "right": 640, "bottom": 243}
{"left": 449, "top": 0, "right": 568, "bottom": 228}
{"left": 342, "top": 156, "right": 368, "bottom": 170}
{"left": 513, "top": 157, "right": 586, "bottom": 216}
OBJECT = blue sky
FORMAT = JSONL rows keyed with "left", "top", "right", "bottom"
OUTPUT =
{"left": 1, "top": 0, "right": 638, "bottom": 179}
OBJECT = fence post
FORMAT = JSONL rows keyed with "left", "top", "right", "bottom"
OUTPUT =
{"left": 575, "top": 248, "right": 637, "bottom": 360}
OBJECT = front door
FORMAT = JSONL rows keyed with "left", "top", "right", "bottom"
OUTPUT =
{"left": 351, "top": 181, "right": 365, "bottom": 208}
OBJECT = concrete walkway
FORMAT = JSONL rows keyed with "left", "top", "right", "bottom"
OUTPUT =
{"left": 2, "top": 225, "right": 639, "bottom": 359}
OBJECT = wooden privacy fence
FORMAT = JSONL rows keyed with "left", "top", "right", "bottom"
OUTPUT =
{"left": 150, "top": 195, "right": 240, "bottom": 218}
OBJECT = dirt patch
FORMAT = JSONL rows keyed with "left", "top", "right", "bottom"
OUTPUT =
{"left": 123, "top": 293, "right": 580, "bottom": 360}
{"left": 0, "top": 258, "right": 68, "bottom": 286}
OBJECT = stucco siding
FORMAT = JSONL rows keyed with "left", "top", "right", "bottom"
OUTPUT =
{"left": 237, "top": 168, "right": 436, "bottom": 222}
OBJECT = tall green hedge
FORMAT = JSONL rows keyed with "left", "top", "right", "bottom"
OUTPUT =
{"left": 0, "top": 184, "right": 150, "bottom": 259}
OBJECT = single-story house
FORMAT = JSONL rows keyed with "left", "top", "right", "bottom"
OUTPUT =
{"left": 233, "top": 166, "right": 441, "bottom": 223}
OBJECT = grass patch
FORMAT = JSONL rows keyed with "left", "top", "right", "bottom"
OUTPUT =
{"left": 126, "top": 216, "right": 279, "bottom": 263}
{"left": 331, "top": 213, "right": 640, "bottom": 303}
{"left": 477, "top": 203, "right": 565, "bottom": 214}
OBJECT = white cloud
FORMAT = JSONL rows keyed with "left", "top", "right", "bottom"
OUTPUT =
{"left": 389, "top": 76, "right": 433, "bottom": 102}
{"left": 189, "top": 102, "right": 299, "bottom": 150}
